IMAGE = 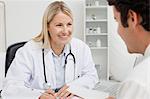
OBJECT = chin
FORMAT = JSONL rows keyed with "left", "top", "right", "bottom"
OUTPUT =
{"left": 61, "top": 40, "right": 70, "bottom": 45}
{"left": 127, "top": 48, "right": 138, "bottom": 54}
{"left": 64, "top": 38, "right": 71, "bottom": 43}
{"left": 58, "top": 37, "right": 71, "bottom": 45}
{"left": 128, "top": 50, "right": 134, "bottom": 54}
{"left": 127, "top": 47, "right": 133, "bottom": 53}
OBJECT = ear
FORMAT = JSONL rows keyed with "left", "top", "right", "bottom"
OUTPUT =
{"left": 128, "top": 10, "right": 140, "bottom": 28}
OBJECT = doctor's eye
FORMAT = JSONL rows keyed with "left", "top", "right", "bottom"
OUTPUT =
{"left": 67, "top": 22, "right": 72, "bottom": 26}
{"left": 56, "top": 23, "right": 63, "bottom": 27}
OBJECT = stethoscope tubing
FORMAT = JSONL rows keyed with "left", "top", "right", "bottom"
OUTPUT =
{"left": 42, "top": 43, "right": 76, "bottom": 84}
{"left": 42, "top": 48, "right": 47, "bottom": 83}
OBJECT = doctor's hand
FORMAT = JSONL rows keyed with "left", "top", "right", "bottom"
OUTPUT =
{"left": 56, "top": 85, "right": 74, "bottom": 99}
{"left": 39, "top": 89, "right": 56, "bottom": 99}
{"left": 106, "top": 96, "right": 115, "bottom": 99}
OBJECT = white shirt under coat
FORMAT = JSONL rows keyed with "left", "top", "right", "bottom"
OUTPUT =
{"left": 51, "top": 49, "right": 66, "bottom": 89}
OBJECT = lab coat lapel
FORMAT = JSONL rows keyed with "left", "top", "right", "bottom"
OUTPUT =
{"left": 65, "top": 44, "right": 75, "bottom": 83}
{"left": 44, "top": 49, "right": 56, "bottom": 88}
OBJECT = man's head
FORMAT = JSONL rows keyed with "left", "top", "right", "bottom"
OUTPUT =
{"left": 107, "top": 0, "right": 150, "bottom": 54}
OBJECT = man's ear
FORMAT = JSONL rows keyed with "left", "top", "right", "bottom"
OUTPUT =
{"left": 128, "top": 10, "right": 140, "bottom": 28}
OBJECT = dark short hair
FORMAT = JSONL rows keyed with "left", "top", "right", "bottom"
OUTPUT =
{"left": 107, "top": 0, "right": 150, "bottom": 31}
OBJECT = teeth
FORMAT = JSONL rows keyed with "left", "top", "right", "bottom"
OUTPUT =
{"left": 60, "top": 36, "right": 68, "bottom": 38}
{"left": 60, "top": 35, "right": 67, "bottom": 37}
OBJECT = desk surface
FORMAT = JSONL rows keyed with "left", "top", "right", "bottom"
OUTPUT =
{"left": 94, "top": 80, "right": 121, "bottom": 96}
{"left": 0, "top": 80, "right": 121, "bottom": 98}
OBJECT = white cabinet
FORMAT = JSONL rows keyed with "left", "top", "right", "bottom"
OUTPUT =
{"left": 0, "top": 1, "right": 6, "bottom": 52}
{"left": 84, "top": 0, "right": 109, "bottom": 80}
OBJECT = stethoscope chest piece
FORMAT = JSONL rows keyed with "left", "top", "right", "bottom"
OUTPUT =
{"left": 43, "top": 82, "right": 51, "bottom": 90}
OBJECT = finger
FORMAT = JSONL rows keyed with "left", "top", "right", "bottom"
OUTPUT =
{"left": 42, "top": 92, "right": 50, "bottom": 96}
{"left": 66, "top": 94, "right": 74, "bottom": 99}
{"left": 57, "top": 85, "right": 69, "bottom": 96}
{"left": 48, "top": 94, "right": 56, "bottom": 99}
{"left": 62, "top": 91, "right": 71, "bottom": 98}
{"left": 40, "top": 92, "right": 51, "bottom": 99}
{"left": 106, "top": 96, "right": 115, "bottom": 99}
{"left": 59, "top": 90, "right": 68, "bottom": 97}
{"left": 40, "top": 95, "right": 49, "bottom": 99}
{"left": 45, "top": 88, "right": 55, "bottom": 95}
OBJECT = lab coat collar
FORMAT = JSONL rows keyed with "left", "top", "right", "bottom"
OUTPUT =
{"left": 144, "top": 44, "right": 150, "bottom": 57}
{"left": 43, "top": 43, "right": 70, "bottom": 57}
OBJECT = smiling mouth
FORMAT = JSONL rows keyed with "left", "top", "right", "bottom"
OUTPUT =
{"left": 59, "top": 35, "right": 69, "bottom": 39}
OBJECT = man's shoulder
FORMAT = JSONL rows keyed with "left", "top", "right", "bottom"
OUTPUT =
{"left": 125, "top": 57, "right": 150, "bottom": 87}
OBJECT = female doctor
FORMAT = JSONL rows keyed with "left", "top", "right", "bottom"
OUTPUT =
{"left": 1, "top": 1, "right": 99, "bottom": 99}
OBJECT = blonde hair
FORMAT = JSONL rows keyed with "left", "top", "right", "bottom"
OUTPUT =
{"left": 33, "top": 1, "right": 73, "bottom": 48}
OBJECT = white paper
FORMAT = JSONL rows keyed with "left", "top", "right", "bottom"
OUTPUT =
{"left": 67, "top": 86, "right": 109, "bottom": 99}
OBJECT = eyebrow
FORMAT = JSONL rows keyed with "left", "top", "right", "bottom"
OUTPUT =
{"left": 53, "top": 21, "right": 72, "bottom": 25}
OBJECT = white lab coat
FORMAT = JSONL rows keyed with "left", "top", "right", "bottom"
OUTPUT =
{"left": 117, "top": 44, "right": 150, "bottom": 99}
{"left": 1, "top": 38, "right": 99, "bottom": 99}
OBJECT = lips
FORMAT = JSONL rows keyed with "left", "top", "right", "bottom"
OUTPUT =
{"left": 59, "top": 35, "right": 69, "bottom": 39}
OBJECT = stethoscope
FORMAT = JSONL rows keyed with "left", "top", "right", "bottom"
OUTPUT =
{"left": 42, "top": 43, "right": 76, "bottom": 91}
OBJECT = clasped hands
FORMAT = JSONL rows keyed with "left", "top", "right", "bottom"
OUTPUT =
{"left": 39, "top": 85, "right": 74, "bottom": 99}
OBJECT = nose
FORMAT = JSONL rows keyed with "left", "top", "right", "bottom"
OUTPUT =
{"left": 62, "top": 26, "right": 69, "bottom": 34}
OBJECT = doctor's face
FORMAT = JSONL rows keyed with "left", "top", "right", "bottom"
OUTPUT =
{"left": 48, "top": 11, "right": 73, "bottom": 47}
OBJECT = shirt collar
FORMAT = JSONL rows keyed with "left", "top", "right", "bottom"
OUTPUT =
{"left": 49, "top": 44, "right": 69, "bottom": 57}
{"left": 42, "top": 42, "right": 70, "bottom": 58}
{"left": 144, "top": 44, "right": 150, "bottom": 57}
